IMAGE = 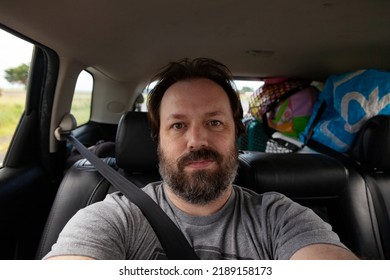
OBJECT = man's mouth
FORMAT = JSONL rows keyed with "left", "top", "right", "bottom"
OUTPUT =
{"left": 177, "top": 148, "right": 222, "bottom": 171}
{"left": 184, "top": 159, "right": 215, "bottom": 170}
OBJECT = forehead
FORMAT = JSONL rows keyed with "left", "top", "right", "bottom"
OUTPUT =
{"left": 160, "top": 78, "right": 232, "bottom": 116}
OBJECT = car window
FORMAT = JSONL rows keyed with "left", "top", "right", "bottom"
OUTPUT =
{"left": 0, "top": 29, "right": 34, "bottom": 167}
{"left": 234, "top": 79, "right": 264, "bottom": 115}
{"left": 70, "top": 70, "right": 93, "bottom": 126}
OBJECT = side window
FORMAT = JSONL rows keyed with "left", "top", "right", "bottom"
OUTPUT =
{"left": 137, "top": 81, "right": 157, "bottom": 112}
{"left": 234, "top": 79, "right": 264, "bottom": 115}
{"left": 0, "top": 29, "right": 34, "bottom": 167}
{"left": 70, "top": 70, "right": 93, "bottom": 126}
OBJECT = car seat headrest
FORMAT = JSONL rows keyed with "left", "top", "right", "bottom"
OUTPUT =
{"left": 237, "top": 151, "right": 348, "bottom": 197}
{"left": 351, "top": 115, "right": 390, "bottom": 172}
{"left": 115, "top": 111, "right": 159, "bottom": 171}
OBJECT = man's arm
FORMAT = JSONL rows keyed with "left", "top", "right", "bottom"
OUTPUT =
{"left": 46, "top": 255, "right": 95, "bottom": 260}
{"left": 290, "top": 244, "right": 359, "bottom": 260}
{"left": 47, "top": 244, "right": 357, "bottom": 260}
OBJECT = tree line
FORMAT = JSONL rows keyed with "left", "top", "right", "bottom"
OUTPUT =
{"left": 3, "top": 63, "right": 29, "bottom": 88}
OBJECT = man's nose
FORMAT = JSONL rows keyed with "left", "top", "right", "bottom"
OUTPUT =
{"left": 186, "top": 124, "right": 209, "bottom": 150}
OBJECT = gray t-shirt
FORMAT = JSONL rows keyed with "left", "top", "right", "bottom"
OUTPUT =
{"left": 45, "top": 182, "right": 346, "bottom": 260}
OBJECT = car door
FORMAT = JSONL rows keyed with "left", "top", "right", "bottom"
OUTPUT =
{"left": 0, "top": 30, "right": 64, "bottom": 260}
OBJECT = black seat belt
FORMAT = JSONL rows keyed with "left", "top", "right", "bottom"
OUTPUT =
{"left": 56, "top": 115, "right": 199, "bottom": 260}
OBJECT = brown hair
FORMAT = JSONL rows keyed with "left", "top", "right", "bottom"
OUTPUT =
{"left": 147, "top": 58, "right": 245, "bottom": 141}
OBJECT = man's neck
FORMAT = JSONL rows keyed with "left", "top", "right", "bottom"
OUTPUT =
{"left": 164, "top": 185, "right": 233, "bottom": 216}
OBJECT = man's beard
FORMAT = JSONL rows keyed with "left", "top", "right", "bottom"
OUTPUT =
{"left": 158, "top": 144, "right": 239, "bottom": 205}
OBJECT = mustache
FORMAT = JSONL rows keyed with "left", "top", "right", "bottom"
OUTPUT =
{"left": 177, "top": 148, "right": 222, "bottom": 168}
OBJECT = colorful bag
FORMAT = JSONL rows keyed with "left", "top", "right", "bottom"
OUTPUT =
{"left": 300, "top": 69, "right": 390, "bottom": 153}
{"left": 249, "top": 77, "right": 318, "bottom": 138}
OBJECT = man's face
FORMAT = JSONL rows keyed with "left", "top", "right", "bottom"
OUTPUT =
{"left": 158, "top": 78, "right": 238, "bottom": 205}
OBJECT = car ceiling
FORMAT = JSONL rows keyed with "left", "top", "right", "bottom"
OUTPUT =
{"left": 1, "top": 0, "right": 390, "bottom": 82}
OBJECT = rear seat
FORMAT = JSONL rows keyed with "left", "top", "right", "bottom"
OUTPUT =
{"left": 236, "top": 151, "right": 382, "bottom": 259}
{"left": 350, "top": 115, "right": 390, "bottom": 259}
{"left": 37, "top": 111, "right": 385, "bottom": 259}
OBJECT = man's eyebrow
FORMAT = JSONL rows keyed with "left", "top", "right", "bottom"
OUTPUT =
{"left": 165, "top": 111, "right": 227, "bottom": 121}
{"left": 166, "top": 113, "right": 186, "bottom": 121}
{"left": 205, "top": 111, "right": 227, "bottom": 117}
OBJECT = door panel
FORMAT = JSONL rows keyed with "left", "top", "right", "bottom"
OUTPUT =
{"left": 0, "top": 36, "right": 62, "bottom": 259}
{"left": 0, "top": 165, "right": 52, "bottom": 259}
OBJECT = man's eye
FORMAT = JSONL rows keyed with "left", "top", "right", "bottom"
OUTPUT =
{"left": 209, "top": 120, "right": 222, "bottom": 126}
{"left": 172, "top": 123, "right": 184, "bottom": 130}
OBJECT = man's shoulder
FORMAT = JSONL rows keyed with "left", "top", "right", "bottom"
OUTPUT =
{"left": 106, "top": 181, "right": 163, "bottom": 203}
{"left": 233, "top": 185, "right": 293, "bottom": 210}
{"left": 233, "top": 185, "right": 285, "bottom": 200}
{"left": 95, "top": 182, "right": 164, "bottom": 216}
{"left": 142, "top": 181, "right": 164, "bottom": 192}
{"left": 141, "top": 181, "right": 164, "bottom": 201}
{"left": 95, "top": 182, "right": 165, "bottom": 224}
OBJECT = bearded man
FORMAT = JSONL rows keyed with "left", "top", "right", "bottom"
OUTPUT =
{"left": 45, "top": 58, "right": 357, "bottom": 260}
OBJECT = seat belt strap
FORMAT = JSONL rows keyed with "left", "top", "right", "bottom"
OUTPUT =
{"left": 65, "top": 133, "right": 199, "bottom": 260}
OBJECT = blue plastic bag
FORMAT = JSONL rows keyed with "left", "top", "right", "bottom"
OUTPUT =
{"left": 300, "top": 69, "right": 390, "bottom": 152}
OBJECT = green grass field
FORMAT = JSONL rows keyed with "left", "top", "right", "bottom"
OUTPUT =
{"left": 0, "top": 90, "right": 91, "bottom": 163}
{"left": 70, "top": 93, "right": 92, "bottom": 126}
{"left": 0, "top": 92, "right": 25, "bottom": 159}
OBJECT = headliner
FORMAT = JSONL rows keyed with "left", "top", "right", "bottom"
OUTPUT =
{"left": 1, "top": 0, "right": 390, "bottom": 82}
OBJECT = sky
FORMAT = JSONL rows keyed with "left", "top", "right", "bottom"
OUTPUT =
{"left": 235, "top": 80, "right": 263, "bottom": 92}
{"left": 0, "top": 29, "right": 34, "bottom": 89}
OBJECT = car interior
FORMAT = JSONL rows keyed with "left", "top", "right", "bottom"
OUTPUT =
{"left": 1, "top": 0, "right": 390, "bottom": 260}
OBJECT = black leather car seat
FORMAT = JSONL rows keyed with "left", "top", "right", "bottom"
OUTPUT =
{"left": 36, "top": 111, "right": 161, "bottom": 259}
{"left": 351, "top": 115, "right": 390, "bottom": 259}
{"left": 235, "top": 150, "right": 383, "bottom": 259}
